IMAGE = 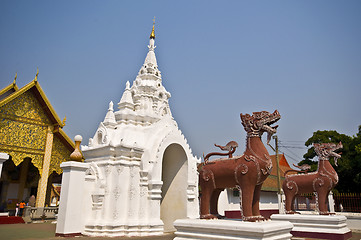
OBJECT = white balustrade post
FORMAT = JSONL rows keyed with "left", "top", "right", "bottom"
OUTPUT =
{"left": 328, "top": 192, "right": 335, "bottom": 213}
{"left": 278, "top": 190, "right": 286, "bottom": 214}
{"left": 56, "top": 161, "right": 88, "bottom": 236}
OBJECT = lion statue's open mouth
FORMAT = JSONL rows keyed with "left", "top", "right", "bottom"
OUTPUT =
{"left": 241, "top": 110, "right": 281, "bottom": 144}
{"left": 314, "top": 142, "right": 343, "bottom": 166}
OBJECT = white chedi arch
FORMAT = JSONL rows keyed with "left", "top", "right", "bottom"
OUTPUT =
{"left": 56, "top": 24, "right": 200, "bottom": 237}
{"left": 150, "top": 129, "right": 199, "bottom": 232}
{"left": 152, "top": 129, "right": 197, "bottom": 186}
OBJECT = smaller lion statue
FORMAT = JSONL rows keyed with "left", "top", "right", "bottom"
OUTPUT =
{"left": 283, "top": 142, "right": 342, "bottom": 215}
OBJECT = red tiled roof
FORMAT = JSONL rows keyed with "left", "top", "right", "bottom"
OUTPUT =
{"left": 262, "top": 154, "right": 293, "bottom": 192}
{"left": 52, "top": 184, "right": 61, "bottom": 197}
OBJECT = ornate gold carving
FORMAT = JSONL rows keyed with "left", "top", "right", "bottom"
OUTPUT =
{"left": 0, "top": 113, "right": 48, "bottom": 127}
{"left": 0, "top": 119, "right": 47, "bottom": 171}
{"left": 1, "top": 82, "right": 74, "bottom": 179}
{"left": 0, "top": 120, "right": 47, "bottom": 151}
{"left": 0, "top": 91, "right": 52, "bottom": 125}
{"left": 0, "top": 91, "right": 50, "bottom": 172}
{"left": 50, "top": 135, "right": 71, "bottom": 175}
{"left": 0, "top": 149, "right": 43, "bottom": 172}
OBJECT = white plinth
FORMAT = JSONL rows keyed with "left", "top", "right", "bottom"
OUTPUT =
{"left": 271, "top": 214, "right": 352, "bottom": 240}
{"left": 56, "top": 161, "right": 89, "bottom": 237}
{"left": 173, "top": 219, "right": 293, "bottom": 240}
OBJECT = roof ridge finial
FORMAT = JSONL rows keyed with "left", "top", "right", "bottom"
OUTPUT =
{"left": 13, "top": 72, "right": 17, "bottom": 85}
{"left": 62, "top": 115, "right": 67, "bottom": 126}
{"left": 34, "top": 68, "right": 39, "bottom": 82}
{"left": 150, "top": 16, "right": 155, "bottom": 39}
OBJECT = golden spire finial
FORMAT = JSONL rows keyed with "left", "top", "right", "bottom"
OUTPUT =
{"left": 34, "top": 68, "right": 39, "bottom": 82}
{"left": 150, "top": 17, "right": 155, "bottom": 39}
{"left": 13, "top": 72, "right": 17, "bottom": 85}
{"left": 70, "top": 135, "right": 83, "bottom": 162}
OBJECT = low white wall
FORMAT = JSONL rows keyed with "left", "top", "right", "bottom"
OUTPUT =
{"left": 218, "top": 189, "right": 279, "bottom": 215}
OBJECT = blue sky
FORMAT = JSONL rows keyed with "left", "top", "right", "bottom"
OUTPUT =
{"left": 1, "top": 1, "right": 361, "bottom": 166}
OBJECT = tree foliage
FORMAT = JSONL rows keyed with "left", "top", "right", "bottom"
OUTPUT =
{"left": 298, "top": 126, "right": 361, "bottom": 193}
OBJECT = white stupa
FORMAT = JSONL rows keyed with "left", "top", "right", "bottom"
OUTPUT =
{"left": 56, "top": 22, "right": 200, "bottom": 237}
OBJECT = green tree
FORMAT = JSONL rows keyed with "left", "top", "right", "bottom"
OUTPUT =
{"left": 298, "top": 126, "right": 361, "bottom": 193}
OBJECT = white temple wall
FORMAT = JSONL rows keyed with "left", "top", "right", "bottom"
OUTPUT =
{"left": 217, "top": 189, "right": 280, "bottom": 215}
{"left": 80, "top": 143, "right": 147, "bottom": 236}
{"left": 260, "top": 191, "right": 279, "bottom": 210}
{"left": 147, "top": 179, "right": 163, "bottom": 231}
{"left": 138, "top": 119, "right": 175, "bottom": 171}
{"left": 139, "top": 169, "right": 149, "bottom": 226}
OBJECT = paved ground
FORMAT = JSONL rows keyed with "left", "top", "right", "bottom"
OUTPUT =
{"left": 0, "top": 222, "right": 175, "bottom": 240}
{"left": 0, "top": 222, "right": 360, "bottom": 240}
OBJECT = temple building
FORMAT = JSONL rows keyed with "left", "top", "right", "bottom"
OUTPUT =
{"left": 0, "top": 72, "right": 77, "bottom": 211}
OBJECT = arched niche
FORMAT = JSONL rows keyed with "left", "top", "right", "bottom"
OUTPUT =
{"left": 160, "top": 143, "right": 188, "bottom": 232}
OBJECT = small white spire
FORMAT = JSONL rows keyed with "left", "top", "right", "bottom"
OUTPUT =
{"left": 103, "top": 101, "right": 116, "bottom": 126}
{"left": 108, "top": 101, "right": 114, "bottom": 111}
{"left": 118, "top": 81, "right": 134, "bottom": 110}
{"left": 145, "top": 40, "right": 157, "bottom": 66}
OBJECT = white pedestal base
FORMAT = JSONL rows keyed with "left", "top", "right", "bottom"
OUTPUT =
{"left": 271, "top": 214, "right": 352, "bottom": 240}
{"left": 173, "top": 219, "right": 293, "bottom": 240}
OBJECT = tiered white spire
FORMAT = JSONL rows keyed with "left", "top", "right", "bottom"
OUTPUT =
{"left": 144, "top": 22, "right": 157, "bottom": 66}
{"left": 113, "top": 20, "right": 171, "bottom": 126}
{"left": 103, "top": 101, "right": 116, "bottom": 126}
{"left": 136, "top": 21, "right": 161, "bottom": 80}
{"left": 118, "top": 81, "right": 134, "bottom": 110}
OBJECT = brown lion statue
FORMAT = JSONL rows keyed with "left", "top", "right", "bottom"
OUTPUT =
{"left": 283, "top": 142, "right": 342, "bottom": 215}
{"left": 198, "top": 110, "right": 281, "bottom": 221}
